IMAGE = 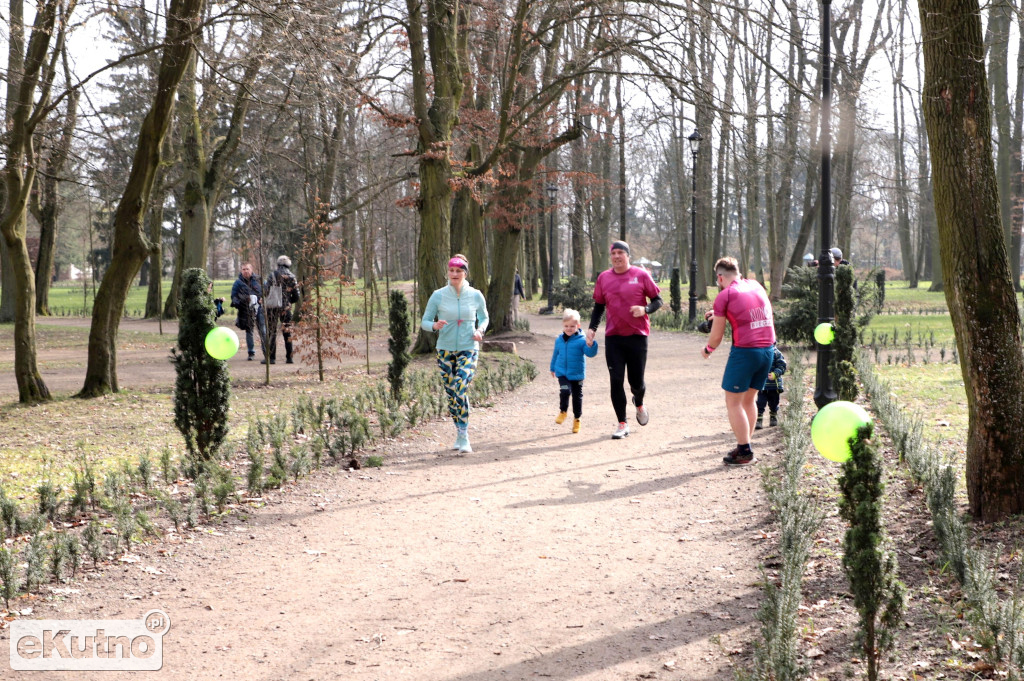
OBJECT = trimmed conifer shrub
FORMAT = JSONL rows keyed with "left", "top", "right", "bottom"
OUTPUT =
{"left": 832, "top": 265, "right": 859, "bottom": 400}
{"left": 669, "top": 268, "right": 681, "bottom": 318}
{"left": 387, "top": 289, "right": 412, "bottom": 399}
{"left": 838, "top": 423, "right": 905, "bottom": 681}
{"left": 172, "top": 268, "right": 231, "bottom": 471}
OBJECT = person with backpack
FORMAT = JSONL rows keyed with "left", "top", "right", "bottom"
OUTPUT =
{"left": 230, "top": 263, "right": 265, "bottom": 361}
{"left": 263, "top": 255, "right": 300, "bottom": 364}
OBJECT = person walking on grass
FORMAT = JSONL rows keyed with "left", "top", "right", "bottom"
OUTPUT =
{"left": 701, "top": 256, "right": 776, "bottom": 465}
{"left": 550, "top": 308, "right": 599, "bottom": 434}
{"left": 230, "top": 263, "right": 265, "bottom": 361}
{"left": 586, "top": 240, "right": 663, "bottom": 440}
{"left": 755, "top": 344, "right": 787, "bottom": 430}
{"left": 421, "top": 254, "right": 489, "bottom": 453}
{"left": 263, "top": 255, "right": 300, "bottom": 365}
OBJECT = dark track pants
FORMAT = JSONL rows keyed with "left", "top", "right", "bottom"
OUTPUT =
{"left": 558, "top": 377, "right": 584, "bottom": 419}
{"left": 604, "top": 334, "right": 648, "bottom": 423}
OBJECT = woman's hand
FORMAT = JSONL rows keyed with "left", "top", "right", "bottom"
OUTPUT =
{"left": 472, "top": 330, "right": 484, "bottom": 341}
{"left": 433, "top": 320, "right": 448, "bottom": 331}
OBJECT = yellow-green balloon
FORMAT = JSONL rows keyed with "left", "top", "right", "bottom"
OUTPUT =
{"left": 811, "top": 401, "right": 871, "bottom": 463}
{"left": 205, "top": 326, "right": 240, "bottom": 360}
{"left": 814, "top": 322, "right": 834, "bottom": 345}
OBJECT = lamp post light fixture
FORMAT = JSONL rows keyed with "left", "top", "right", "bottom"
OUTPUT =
{"left": 813, "top": 0, "right": 837, "bottom": 408}
{"left": 540, "top": 183, "right": 558, "bottom": 314}
{"left": 687, "top": 128, "right": 702, "bottom": 323}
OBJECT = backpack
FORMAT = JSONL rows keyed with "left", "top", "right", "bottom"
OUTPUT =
{"left": 265, "top": 274, "right": 283, "bottom": 309}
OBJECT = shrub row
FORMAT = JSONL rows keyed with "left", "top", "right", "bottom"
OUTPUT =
{"left": 747, "top": 352, "right": 823, "bottom": 681}
{"left": 857, "top": 354, "right": 1024, "bottom": 676}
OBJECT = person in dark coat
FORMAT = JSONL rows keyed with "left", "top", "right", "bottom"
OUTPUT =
{"left": 230, "top": 263, "right": 265, "bottom": 360}
{"left": 263, "top": 255, "right": 300, "bottom": 364}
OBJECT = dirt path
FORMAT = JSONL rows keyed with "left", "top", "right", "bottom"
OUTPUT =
{"left": 3, "top": 314, "right": 780, "bottom": 680}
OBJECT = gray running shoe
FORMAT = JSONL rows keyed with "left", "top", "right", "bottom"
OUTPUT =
{"left": 633, "top": 397, "right": 649, "bottom": 426}
{"left": 612, "top": 422, "right": 630, "bottom": 439}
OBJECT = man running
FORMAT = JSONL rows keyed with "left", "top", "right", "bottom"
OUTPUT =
{"left": 587, "top": 240, "right": 663, "bottom": 439}
{"left": 701, "top": 256, "right": 775, "bottom": 465}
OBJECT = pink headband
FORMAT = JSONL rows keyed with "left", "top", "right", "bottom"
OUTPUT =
{"left": 448, "top": 257, "right": 468, "bottom": 271}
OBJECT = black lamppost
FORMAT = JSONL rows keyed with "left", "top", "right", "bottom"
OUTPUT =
{"left": 814, "top": 0, "right": 837, "bottom": 408}
{"left": 540, "top": 183, "right": 558, "bottom": 314}
{"left": 687, "top": 128, "right": 702, "bottom": 322}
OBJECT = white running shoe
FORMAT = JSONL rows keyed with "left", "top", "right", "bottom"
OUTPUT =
{"left": 459, "top": 434, "right": 473, "bottom": 453}
{"left": 612, "top": 422, "right": 630, "bottom": 439}
{"left": 633, "top": 397, "right": 649, "bottom": 426}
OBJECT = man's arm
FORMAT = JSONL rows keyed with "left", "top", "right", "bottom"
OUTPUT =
{"left": 586, "top": 303, "right": 605, "bottom": 343}
{"left": 645, "top": 295, "right": 663, "bottom": 315}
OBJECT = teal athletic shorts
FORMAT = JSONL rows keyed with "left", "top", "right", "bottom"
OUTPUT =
{"left": 722, "top": 346, "right": 775, "bottom": 393}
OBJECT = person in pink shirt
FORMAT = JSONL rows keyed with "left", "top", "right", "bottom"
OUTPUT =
{"left": 701, "top": 256, "right": 776, "bottom": 465}
{"left": 586, "top": 241, "right": 663, "bottom": 439}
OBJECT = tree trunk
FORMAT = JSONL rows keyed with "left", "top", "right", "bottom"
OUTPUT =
{"left": 1, "top": 0, "right": 62, "bottom": 402}
{"left": 80, "top": 0, "right": 206, "bottom": 397}
{"left": 34, "top": 87, "right": 78, "bottom": 316}
{"left": 919, "top": 0, "right": 1024, "bottom": 521}
{"left": 988, "top": 0, "right": 1013, "bottom": 284}
{"left": 893, "top": 1, "right": 917, "bottom": 286}
{"left": 406, "top": 0, "right": 463, "bottom": 354}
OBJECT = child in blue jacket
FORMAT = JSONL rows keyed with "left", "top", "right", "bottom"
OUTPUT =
{"left": 550, "top": 309, "right": 599, "bottom": 433}
{"left": 756, "top": 345, "right": 787, "bottom": 429}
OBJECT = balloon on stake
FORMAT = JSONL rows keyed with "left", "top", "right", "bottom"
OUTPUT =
{"left": 811, "top": 401, "right": 871, "bottom": 463}
{"left": 205, "top": 327, "right": 240, "bottom": 360}
{"left": 814, "top": 322, "right": 834, "bottom": 345}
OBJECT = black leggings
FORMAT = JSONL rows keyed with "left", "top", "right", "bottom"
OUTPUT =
{"left": 558, "top": 377, "right": 584, "bottom": 418}
{"left": 604, "top": 334, "right": 648, "bottom": 423}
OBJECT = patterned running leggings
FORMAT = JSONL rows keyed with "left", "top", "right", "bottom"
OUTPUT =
{"left": 436, "top": 349, "right": 479, "bottom": 428}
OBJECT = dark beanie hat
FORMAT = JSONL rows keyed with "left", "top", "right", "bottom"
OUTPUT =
{"left": 610, "top": 240, "right": 630, "bottom": 255}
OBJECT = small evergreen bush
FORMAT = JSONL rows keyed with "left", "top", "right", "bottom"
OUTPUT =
{"left": 838, "top": 423, "right": 905, "bottom": 681}
{"left": 774, "top": 267, "right": 818, "bottom": 344}
{"left": 172, "top": 268, "right": 231, "bottom": 471}
{"left": 387, "top": 289, "right": 412, "bottom": 399}
{"left": 0, "top": 543, "right": 19, "bottom": 609}
{"left": 669, "top": 268, "right": 681, "bottom": 318}
{"left": 550, "top": 276, "right": 594, "bottom": 316}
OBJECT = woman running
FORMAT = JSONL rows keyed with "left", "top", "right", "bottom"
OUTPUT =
{"left": 421, "top": 254, "right": 489, "bottom": 453}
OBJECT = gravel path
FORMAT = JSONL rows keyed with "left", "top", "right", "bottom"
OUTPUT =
{"left": 3, "top": 313, "right": 780, "bottom": 680}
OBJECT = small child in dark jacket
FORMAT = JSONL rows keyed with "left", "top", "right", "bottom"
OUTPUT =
{"left": 756, "top": 345, "right": 787, "bottom": 429}
{"left": 550, "top": 308, "right": 599, "bottom": 433}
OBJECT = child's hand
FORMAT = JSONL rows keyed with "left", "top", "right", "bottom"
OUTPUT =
{"left": 585, "top": 337, "right": 594, "bottom": 347}
{"left": 550, "top": 371, "right": 556, "bottom": 378}
{"left": 768, "top": 372, "right": 775, "bottom": 380}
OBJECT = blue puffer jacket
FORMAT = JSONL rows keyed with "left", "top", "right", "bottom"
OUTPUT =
{"left": 763, "top": 346, "right": 787, "bottom": 392}
{"left": 550, "top": 330, "right": 599, "bottom": 380}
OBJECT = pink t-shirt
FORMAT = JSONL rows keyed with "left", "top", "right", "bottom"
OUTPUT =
{"left": 712, "top": 279, "right": 775, "bottom": 348}
{"left": 593, "top": 266, "right": 661, "bottom": 337}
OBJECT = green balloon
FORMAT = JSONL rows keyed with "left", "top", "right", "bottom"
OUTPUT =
{"left": 811, "top": 401, "right": 871, "bottom": 463}
{"left": 204, "top": 326, "right": 240, "bottom": 360}
{"left": 814, "top": 322, "right": 834, "bottom": 345}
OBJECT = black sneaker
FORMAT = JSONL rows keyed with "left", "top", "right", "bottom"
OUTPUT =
{"left": 285, "top": 358, "right": 294, "bottom": 364}
{"left": 247, "top": 354, "right": 255, "bottom": 361}
{"left": 769, "top": 412, "right": 778, "bottom": 427}
{"left": 260, "top": 359, "right": 276, "bottom": 365}
{"left": 755, "top": 414, "right": 764, "bottom": 430}
{"left": 723, "top": 448, "right": 756, "bottom": 466}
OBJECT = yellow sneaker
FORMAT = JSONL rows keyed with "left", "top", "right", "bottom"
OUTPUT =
{"left": 572, "top": 418, "right": 581, "bottom": 434}
{"left": 555, "top": 412, "right": 567, "bottom": 425}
